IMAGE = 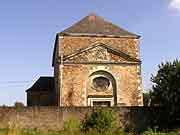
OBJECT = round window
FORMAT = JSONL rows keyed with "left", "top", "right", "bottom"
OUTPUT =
{"left": 92, "top": 77, "right": 110, "bottom": 91}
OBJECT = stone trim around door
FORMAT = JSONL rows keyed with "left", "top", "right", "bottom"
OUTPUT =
{"left": 87, "top": 97, "right": 114, "bottom": 107}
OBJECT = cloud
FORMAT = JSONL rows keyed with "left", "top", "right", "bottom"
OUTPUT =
{"left": 169, "top": 0, "right": 180, "bottom": 11}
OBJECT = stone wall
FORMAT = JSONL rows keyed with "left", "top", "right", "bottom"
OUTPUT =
{"left": 59, "top": 64, "right": 142, "bottom": 106}
{"left": 54, "top": 36, "right": 143, "bottom": 107}
{"left": 58, "top": 36, "right": 140, "bottom": 59}
{"left": 0, "top": 107, "right": 151, "bottom": 131}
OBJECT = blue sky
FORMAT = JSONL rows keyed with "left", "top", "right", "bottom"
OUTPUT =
{"left": 0, "top": 0, "right": 180, "bottom": 106}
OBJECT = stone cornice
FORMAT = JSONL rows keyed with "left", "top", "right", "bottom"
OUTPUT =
{"left": 57, "top": 60, "right": 141, "bottom": 65}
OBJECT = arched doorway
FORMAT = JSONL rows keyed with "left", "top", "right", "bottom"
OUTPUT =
{"left": 87, "top": 70, "right": 117, "bottom": 107}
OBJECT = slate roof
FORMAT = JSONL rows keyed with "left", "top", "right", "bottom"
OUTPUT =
{"left": 26, "top": 77, "right": 54, "bottom": 92}
{"left": 58, "top": 13, "right": 140, "bottom": 38}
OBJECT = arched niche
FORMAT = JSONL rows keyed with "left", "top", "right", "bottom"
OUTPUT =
{"left": 88, "top": 70, "right": 117, "bottom": 106}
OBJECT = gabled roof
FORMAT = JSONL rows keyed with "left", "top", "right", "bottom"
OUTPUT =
{"left": 26, "top": 76, "right": 54, "bottom": 92}
{"left": 52, "top": 13, "right": 141, "bottom": 66}
{"left": 58, "top": 13, "right": 140, "bottom": 38}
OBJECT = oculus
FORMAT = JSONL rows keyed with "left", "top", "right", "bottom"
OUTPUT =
{"left": 92, "top": 76, "right": 110, "bottom": 91}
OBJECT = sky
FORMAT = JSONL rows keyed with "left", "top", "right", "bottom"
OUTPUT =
{"left": 0, "top": 0, "right": 180, "bottom": 106}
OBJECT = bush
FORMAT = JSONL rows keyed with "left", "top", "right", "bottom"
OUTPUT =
{"left": 81, "top": 109, "right": 117, "bottom": 134}
{"left": 142, "top": 128, "right": 178, "bottom": 135}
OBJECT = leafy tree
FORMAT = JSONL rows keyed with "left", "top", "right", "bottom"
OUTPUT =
{"left": 150, "top": 59, "right": 180, "bottom": 128}
{"left": 143, "top": 92, "right": 151, "bottom": 106}
{"left": 14, "top": 101, "right": 25, "bottom": 108}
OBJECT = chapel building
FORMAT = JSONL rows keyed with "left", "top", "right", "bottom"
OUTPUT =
{"left": 26, "top": 13, "right": 143, "bottom": 107}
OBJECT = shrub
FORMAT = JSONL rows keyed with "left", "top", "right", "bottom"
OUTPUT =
{"left": 142, "top": 128, "right": 178, "bottom": 135}
{"left": 81, "top": 109, "right": 117, "bottom": 134}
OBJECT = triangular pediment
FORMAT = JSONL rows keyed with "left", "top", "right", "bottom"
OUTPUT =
{"left": 62, "top": 43, "right": 140, "bottom": 64}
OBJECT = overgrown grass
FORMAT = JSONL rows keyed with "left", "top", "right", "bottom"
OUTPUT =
{"left": 0, "top": 127, "right": 179, "bottom": 135}
{"left": 0, "top": 126, "right": 179, "bottom": 135}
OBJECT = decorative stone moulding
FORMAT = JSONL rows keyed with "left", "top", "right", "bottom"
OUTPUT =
{"left": 89, "top": 74, "right": 112, "bottom": 92}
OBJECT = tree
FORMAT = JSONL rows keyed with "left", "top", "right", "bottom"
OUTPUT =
{"left": 150, "top": 59, "right": 180, "bottom": 128}
{"left": 14, "top": 101, "right": 25, "bottom": 108}
{"left": 143, "top": 92, "right": 151, "bottom": 106}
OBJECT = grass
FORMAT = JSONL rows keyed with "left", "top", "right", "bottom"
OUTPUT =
{"left": 0, "top": 128, "right": 179, "bottom": 135}
{"left": 0, "top": 123, "right": 179, "bottom": 135}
